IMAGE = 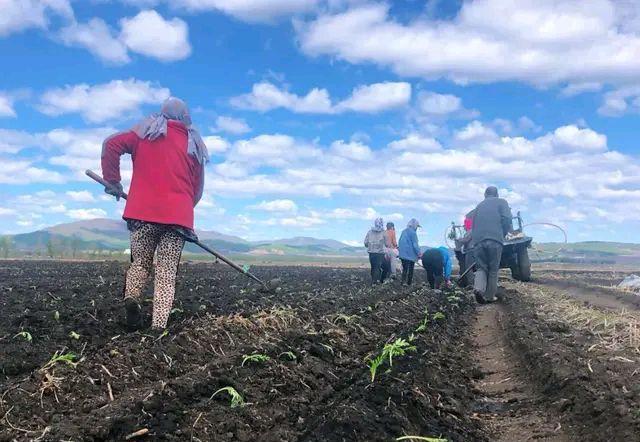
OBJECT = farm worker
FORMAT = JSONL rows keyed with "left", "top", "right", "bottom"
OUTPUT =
{"left": 470, "top": 186, "right": 513, "bottom": 303}
{"left": 101, "top": 97, "right": 209, "bottom": 330}
{"left": 398, "top": 218, "right": 421, "bottom": 286}
{"left": 421, "top": 246, "right": 452, "bottom": 289}
{"left": 384, "top": 222, "right": 399, "bottom": 278}
{"left": 364, "top": 218, "right": 389, "bottom": 285}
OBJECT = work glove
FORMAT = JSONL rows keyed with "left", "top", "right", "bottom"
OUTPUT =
{"left": 104, "top": 182, "right": 124, "bottom": 201}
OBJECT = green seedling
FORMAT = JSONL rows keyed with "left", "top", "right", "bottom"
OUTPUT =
{"left": 241, "top": 353, "right": 270, "bottom": 367}
{"left": 415, "top": 308, "right": 429, "bottom": 333}
{"left": 170, "top": 308, "right": 183, "bottom": 314}
{"left": 367, "top": 338, "right": 417, "bottom": 382}
{"left": 156, "top": 329, "right": 169, "bottom": 341}
{"left": 41, "top": 351, "right": 79, "bottom": 371}
{"left": 279, "top": 351, "right": 297, "bottom": 361}
{"left": 432, "top": 312, "right": 446, "bottom": 321}
{"left": 367, "top": 353, "right": 385, "bottom": 382}
{"left": 383, "top": 338, "right": 416, "bottom": 367}
{"left": 54, "top": 311, "right": 60, "bottom": 321}
{"left": 13, "top": 331, "right": 32, "bottom": 342}
{"left": 447, "top": 295, "right": 461, "bottom": 304}
{"left": 69, "top": 331, "right": 81, "bottom": 340}
{"left": 211, "top": 386, "right": 244, "bottom": 408}
{"left": 396, "top": 436, "right": 448, "bottom": 442}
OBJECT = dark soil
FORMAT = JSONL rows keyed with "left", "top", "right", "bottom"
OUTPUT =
{"left": 502, "top": 287, "right": 640, "bottom": 442}
{"left": 0, "top": 261, "right": 485, "bottom": 441}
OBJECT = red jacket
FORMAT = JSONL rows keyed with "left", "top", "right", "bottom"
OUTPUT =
{"left": 101, "top": 121, "right": 204, "bottom": 229}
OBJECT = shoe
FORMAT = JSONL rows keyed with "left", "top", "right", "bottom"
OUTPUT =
{"left": 474, "top": 291, "right": 486, "bottom": 304}
{"left": 124, "top": 298, "right": 142, "bottom": 330}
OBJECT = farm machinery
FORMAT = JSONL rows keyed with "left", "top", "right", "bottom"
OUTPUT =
{"left": 448, "top": 211, "right": 533, "bottom": 287}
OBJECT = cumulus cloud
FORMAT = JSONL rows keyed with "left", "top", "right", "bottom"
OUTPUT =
{"left": 59, "top": 18, "right": 130, "bottom": 64}
{"left": 202, "top": 135, "right": 230, "bottom": 153}
{"left": 418, "top": 91, "right": 462, "bottom": 115}
{"left": 58, "top": 10, "right": 190, "bottom": 63}
{"left": 212, "top": 116, "right": 251, "bottom": 135}
{"left": 119, "top": 10, "right": 191, "bottom": 62}
{"left": 201, "top": 120, "right": 640, "bottom": 228}
{"left": 0, "top": 158, "right": 65, "bottom": 184}
{"left": 297, "top": 1, "right": 640, "bottom": 88}
{"left": 334, "top": 82, "right": 411, "bottom": 113}
{"left": 251, "top": 199, "right": 298, "bottom": 212}
{"left": 0, "top": 0, "right": 74, "bottom": 36}
{"left": 0, "top": 94, "right": 16, "bottom": 117}
{"left": 66, "top": 208, "right": 107, "bottom": 220}
{"left": 231, "top": 81, "right": 411, "bottom": 114}
{"left": 38, "top": 79, "right": 170, "bottom": 123}
{"left": 65, "top": 190, "right": 96, "bottom": 202}
{"left": 388, "top": 134, "right": 441, "bottom": 152}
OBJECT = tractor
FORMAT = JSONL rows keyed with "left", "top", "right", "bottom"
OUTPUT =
{"left": 449, "top": 211, "right": 533, "bottom": 287}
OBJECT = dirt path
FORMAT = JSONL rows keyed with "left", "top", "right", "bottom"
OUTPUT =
{"left": 534, "top": 277, "right": 640, "bottom": 312}
{"left": 471, "top": 303, "right": 568, "bottom": 441}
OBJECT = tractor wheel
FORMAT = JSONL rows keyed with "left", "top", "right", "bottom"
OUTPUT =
{"left": 516, "top": 247, "right": 531, "bottom": 282}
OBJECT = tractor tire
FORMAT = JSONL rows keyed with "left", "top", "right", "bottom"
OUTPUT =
{"left": 516, "top": 247, "right": 531, "bottom": 282}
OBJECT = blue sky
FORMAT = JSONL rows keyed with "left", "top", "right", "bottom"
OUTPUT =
{"left": 2, "top": 0, "right": 640, "bottom": 246}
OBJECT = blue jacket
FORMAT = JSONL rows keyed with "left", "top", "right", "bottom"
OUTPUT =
{"left": 438, "top": 246, "right": 452, "bottom": 279}
{"left": 398, "top": 227, "right": 420, "bottom": 262}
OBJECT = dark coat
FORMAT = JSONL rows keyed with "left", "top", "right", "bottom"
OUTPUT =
{"left": 470, "top": 197, "right": 513, "bottom": 246}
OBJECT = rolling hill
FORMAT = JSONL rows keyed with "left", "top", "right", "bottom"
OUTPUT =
{"left": 3, "top": 219, "right": 362, "bottom": 257}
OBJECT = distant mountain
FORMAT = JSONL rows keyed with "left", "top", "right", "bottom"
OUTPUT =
{"left": 3, "top": 218, "right": 361, "bottom": 257}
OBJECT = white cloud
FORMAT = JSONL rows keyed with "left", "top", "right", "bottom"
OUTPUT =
{"left": 548, "top": 125, "right": 607, "bottom": 152}
{"left": 0, "top": 207, "right": 16, "bottom": 216}
{"left": 0, "top": 129, "right": 40, "bottom": 154}
{"left": 297, "top": 1, "right": 640, "bottom": 88}
{"left": 0, "top": 0, "right": 73, "bottom": 36}
{"left": 0, "top": 94, "right": 16, "bottom": 117}
{"left": 65, "top": 190, "right": 96, "bottom": 202}
{"left": 454, "top": 121, "right": 498, "bottom": 142}
{"left": 278, "top": 215, "right": 325, "bottom": 228}
{"left": 213, "top": 116, "right": 251, "bottom": 135}
{"left": 388, "top": 134, "right": 441, "bottom": 152}
{"left": 417, "top": 91, "right": 461, "bottom": 115}
{"left": 560, "top": 82, "right": 603, "bottom": 97}
{"left": 59, "top": 18, "right": 130, "bottom": 64}
{"left": 119, "top": 10, "right": 191, "bottom": 62}
{"left": 38, "top": 79, "right": 170, "bottom": 123}
{"left": 0, "top": 158, "right": 65, "bottom": 184}
{"left": 231, "top": 82, "right": 332, "bottom": 113}
{"left": 231, "top": 81, "right": 411, "bottom": 114}
{"left": 202, "top": 135, "right": 230, "bottom": 153}
{"left": 330, "top": 140, "right": 372, "bottom": 161}
{"left": 334, "top": 82, "right": 411, "bottom": 113}
{"left": 66, "top": 208, "right": 107, "bottom": 220}
{"left": 251, "top": 199, "right": 298, "bottom": 212}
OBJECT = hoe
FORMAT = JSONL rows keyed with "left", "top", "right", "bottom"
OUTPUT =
{"left": 86, "top": 170, "right": 280, "bottom": 293}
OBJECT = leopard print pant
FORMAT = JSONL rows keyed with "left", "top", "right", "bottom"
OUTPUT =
{"left": 124, "top": 222, "right": 185, "bottom": 329}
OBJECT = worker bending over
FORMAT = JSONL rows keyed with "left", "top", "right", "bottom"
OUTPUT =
{"left": 421, "top": 246, "right": 452, "bottom": 289}
{"left": 469, "top": 186, "right": 513, "bottom": 303}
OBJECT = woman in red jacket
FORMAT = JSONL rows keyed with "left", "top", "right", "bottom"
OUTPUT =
{"left": 101, "top": 97, "right": 208, "bottom": 331}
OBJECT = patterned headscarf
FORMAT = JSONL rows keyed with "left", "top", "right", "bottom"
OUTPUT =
{"left": 407, "top": 218, "right": 421, "bottom": 230}
{"left": 132, "top": 97, "right": 209, "bottom": 165}
{"left": 373, "top": 217, "right": 384, "bottom": 232}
